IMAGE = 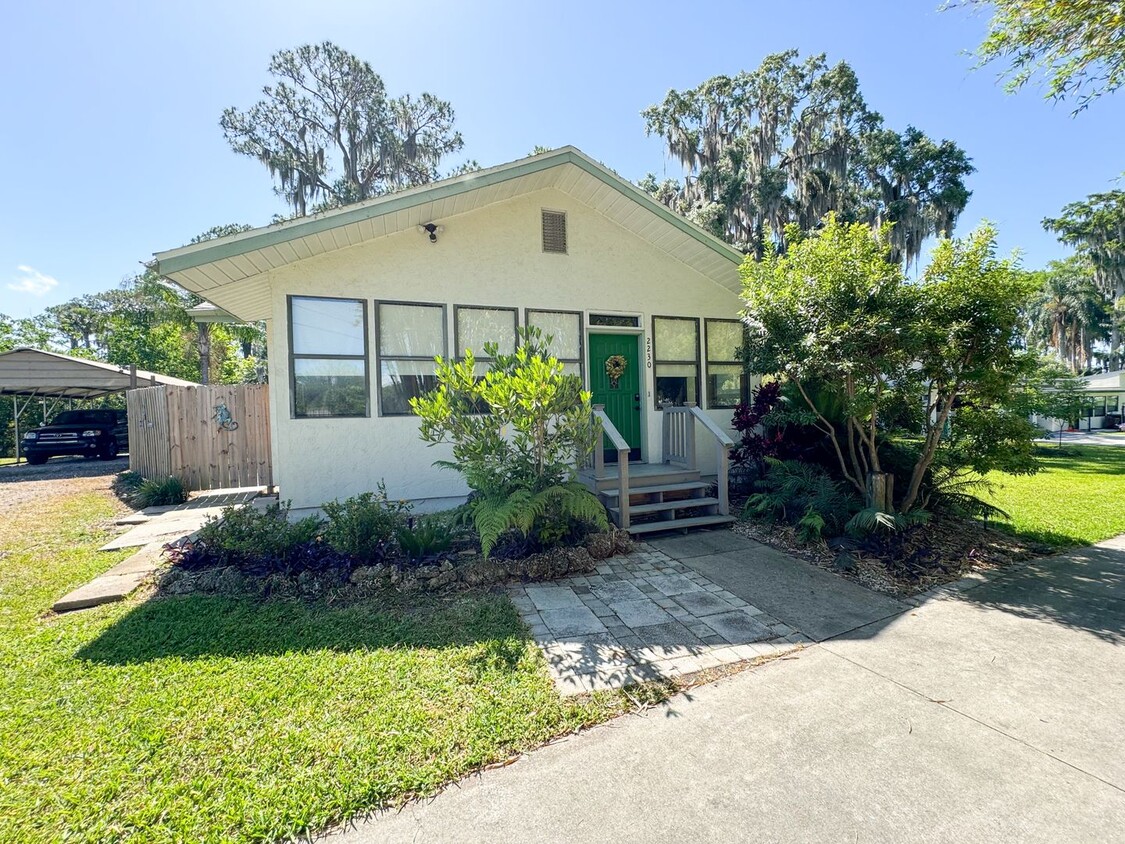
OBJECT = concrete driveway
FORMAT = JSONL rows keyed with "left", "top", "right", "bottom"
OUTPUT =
{"left": 324, "top": 536, "right": 1125, "bottom": 843}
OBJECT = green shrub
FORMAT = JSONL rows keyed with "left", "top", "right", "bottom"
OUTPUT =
{"left": 131, "top": 476, "right": 188, "bottom": 509}
{"left": 743, "top": 458, "right": 859, "bottom": 542}
{"left": 412, "top": 326, "right": 608, "bottom": 557}
{"left": 194, "top": 502, "right": 323, "bottom": 571}
{"left": 321, "top": 485, "right": 411, "bottom": 561}
{"left": 112, "top": 471, "right": 144, "bottom": 502}
{"left": 396, "top": 514, "right": 455, "bottom": 563}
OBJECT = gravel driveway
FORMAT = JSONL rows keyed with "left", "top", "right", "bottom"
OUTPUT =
{"left": 0, "top": 456, "right": 129, "bottom": 514}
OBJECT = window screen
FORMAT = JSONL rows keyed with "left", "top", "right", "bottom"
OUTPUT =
{"left": 653, "top": 316, "right": 699, "bottom": 407}
{"left": 705, "top": 319, "right": 747, "bottom": 409}
{"left": 455, "top": 306, "right": 518, "bottom": 363}
{"left": 289, "top": 296, "right": 368, "bottom": 418}
{"left": 376, "top": 302, "right": 446, "bottom": 415}
{"left": 527, "top": 309, "right": 583, "bottom": 379}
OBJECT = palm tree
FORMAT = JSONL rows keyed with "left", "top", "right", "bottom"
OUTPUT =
{"left": 1027, "top": 258, "right": 1109, "bottom": 372}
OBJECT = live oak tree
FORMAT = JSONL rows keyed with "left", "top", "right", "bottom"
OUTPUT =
{"left": 641, "top": 50, "right": 973, "bottom": 265}
{"left": 740, "top": 214, "right": 1035, "bottom": 514}
{"left": 221, "top": 42, "right": 470, "bottom": 216}
{"left": 957, "top": 0, "right": 1125, "bottom": 111}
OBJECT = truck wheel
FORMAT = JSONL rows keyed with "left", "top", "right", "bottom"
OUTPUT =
{"left": 25, "top": 453, "right": 48, "bottom": 465}
{"left": 99, "top": 439, "right": 119, "bottom": 461}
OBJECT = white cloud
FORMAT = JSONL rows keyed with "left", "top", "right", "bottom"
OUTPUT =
{"left": 8, "top": 265, "right": 59, "bottom": 297}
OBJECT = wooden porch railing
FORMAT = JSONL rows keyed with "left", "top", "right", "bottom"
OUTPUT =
{"left": 661, "top": 403, "right": 735, "bottom": 517}
{"left": 590, "top": 404, "right": 631, "bottom": 529}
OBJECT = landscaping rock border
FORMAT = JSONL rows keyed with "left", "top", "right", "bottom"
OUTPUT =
{"left": 155, "top": 529, "right": 635, "bottom": 600}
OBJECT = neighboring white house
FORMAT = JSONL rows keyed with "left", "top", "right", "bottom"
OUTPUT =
{"left": 1032, "top": 369, "right": 1125, "bottom": 432}
{"left": 153, "top": 147, "right": 748, "bottom": 512}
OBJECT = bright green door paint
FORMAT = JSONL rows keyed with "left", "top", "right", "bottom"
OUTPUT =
{"left": 589, "top": 333, "right": 642, "bottom": 462}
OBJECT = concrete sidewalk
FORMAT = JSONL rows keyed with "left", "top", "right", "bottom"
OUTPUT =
{"left": 323, "top": 537, "right": 1125, "bottom": 843}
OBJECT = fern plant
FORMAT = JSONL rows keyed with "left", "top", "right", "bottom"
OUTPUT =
{"left": 743, "top": 458, "right": 859, "bottom": 541}
{"left": 844, "top": 507, "right": 930, "bottom": 537}
{"left": 468, "top": 481, "right": 608, "bottom": 557}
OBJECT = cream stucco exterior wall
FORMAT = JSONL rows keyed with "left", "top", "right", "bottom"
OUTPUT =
{"left": 265, "top": 187, "right": 744, "bottom": 509}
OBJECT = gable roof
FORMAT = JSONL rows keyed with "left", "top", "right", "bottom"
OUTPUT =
{"left": 0, "top": 347, "right": 198, "bottom": 399}
{"left": 153, "top": 146, "right": 744, "bottom": 321}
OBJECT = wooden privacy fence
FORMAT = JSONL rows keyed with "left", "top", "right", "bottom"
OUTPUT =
{"left": 127, "top": 384, "right": 272, "bottom": 491}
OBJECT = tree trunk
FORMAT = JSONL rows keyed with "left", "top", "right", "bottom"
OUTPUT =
{"left": 867, "top": 471, "right": 893, "bottom": 512}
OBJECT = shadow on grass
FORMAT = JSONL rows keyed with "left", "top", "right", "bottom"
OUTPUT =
{"left": 77, "top": 589, "right": 528, "bottom": 667}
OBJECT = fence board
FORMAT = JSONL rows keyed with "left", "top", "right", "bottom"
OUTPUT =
{"left": 127, "top": 384, "right": 272, "bottom": 491}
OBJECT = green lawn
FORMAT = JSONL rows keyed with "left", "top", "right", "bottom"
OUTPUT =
{"left": 987, "top": 445, "right": 1125, "bottom": 548}
{"left": 0, "top": 491, "right": 644, "bottom": 843}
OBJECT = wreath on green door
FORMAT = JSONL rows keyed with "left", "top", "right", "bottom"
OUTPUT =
{"left": 605, "top": 354, "right": 627, "bottom": 388}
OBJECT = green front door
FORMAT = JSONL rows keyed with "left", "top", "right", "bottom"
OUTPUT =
{"left": 588, "top": 333, "right": 642, "bottom": 462}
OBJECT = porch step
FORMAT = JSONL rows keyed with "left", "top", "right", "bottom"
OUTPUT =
{"left": 610, "top": 496, "right": 720, "bottom": 519}
{"left": 584, "top": 466, "right": 700, "bottom": 493}
{"left": 626, "top": 514, "right": 736, "bottom": 535}
{"left": 601, "top": 480, "right": 710, "bottom": 499}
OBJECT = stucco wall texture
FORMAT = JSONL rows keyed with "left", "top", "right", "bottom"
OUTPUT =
{"left": 266, "top": 187, "right": 744, "bottom": 509}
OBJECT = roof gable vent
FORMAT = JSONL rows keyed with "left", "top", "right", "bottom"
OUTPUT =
{"left": 541, "top": 210, "right": 567, "bottom": 254}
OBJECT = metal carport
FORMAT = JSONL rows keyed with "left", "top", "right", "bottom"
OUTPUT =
{"left": 0, "top": 347, "right": 197, "bottom": 464}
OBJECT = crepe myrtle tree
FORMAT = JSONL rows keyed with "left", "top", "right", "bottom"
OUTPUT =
{"left": 740, "top": 213, "right": 1036, "bottom": 515}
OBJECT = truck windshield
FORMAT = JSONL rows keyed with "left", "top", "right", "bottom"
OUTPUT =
{"left": 48, "top": 410, "right": 117, "bottom": 426}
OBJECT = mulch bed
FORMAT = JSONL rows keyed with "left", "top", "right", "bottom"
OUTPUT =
{"left": 731, "top": 514, "right": 1053, "bottom": 598}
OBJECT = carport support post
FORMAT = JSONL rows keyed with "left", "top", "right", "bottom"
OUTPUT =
{"left": 12, "top": 397, "right": 18, "bottom": 466}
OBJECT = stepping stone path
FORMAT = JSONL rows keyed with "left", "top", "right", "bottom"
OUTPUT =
{"left": 508, "top": 543, "right": 810, "bottom": 694}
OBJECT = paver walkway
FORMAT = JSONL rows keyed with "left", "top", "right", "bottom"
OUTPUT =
{"left": 509, "top": 544, "right": 807, "bottom": 693}
{"left": 325, "top": 535, "right": 1125, "bottom": 844}
{"left": 99, "top": 487, "right": 261, "bottom": 550}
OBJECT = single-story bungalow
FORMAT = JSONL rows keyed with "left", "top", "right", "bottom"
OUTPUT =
{"left": 1031, "top": 369, "right": 1125, "bottom": 432}
{"left": 154, "top": 147, "right": 749, "bottom": 527}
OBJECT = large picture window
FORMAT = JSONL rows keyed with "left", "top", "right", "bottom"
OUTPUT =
{"left": 653, "top": 316, "right": 699, "bottom": 407}
{"left": 705, "top": 319, "right": 747, "bottom": 409}
{"left": 376, "top": 301, "right": 446, "bottom": 416}
{"left": 526, "top": 309, "right": 583, "bottom": 379}
{"left": 288, "top": 296, "right": 369, "bottom": 418}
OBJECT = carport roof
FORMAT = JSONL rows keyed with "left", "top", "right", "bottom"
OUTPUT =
{"left": 0, "top": 347, "right": 198, "bottom": 399}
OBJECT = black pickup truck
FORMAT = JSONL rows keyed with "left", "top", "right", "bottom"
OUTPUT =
{"left": 22, "top": 409, "right": 128, "bottom": 464}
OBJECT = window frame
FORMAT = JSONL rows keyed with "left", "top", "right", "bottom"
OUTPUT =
{"left": 525, "top": 307, "right": 585, "bottom": 386}
{"left": 704, "top": 318, "right": 748, "bottom": 409}
{"left": 287, "top": 294, "right": 370, "bottom": 419}
{"left": 374, "top": 299, "right": 448, "bottom": 417}
{"left": 453, "top": 304, "right": 520, "bottom": 365}
{"left": 651, "top": 315, "right": 701, "bottom": 409}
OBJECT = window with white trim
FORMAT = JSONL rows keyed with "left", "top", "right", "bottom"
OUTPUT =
{"left": 288, "top": 296, "right": 368, "bottom": 418}
{"left": 376, "top": 301, "right": 446, "bottom": 416}
{"left": 705, "top": 319, "right": 748, "bottom": 409}
{"left": 652, "top": 316, "right": 699, "bottom": 407}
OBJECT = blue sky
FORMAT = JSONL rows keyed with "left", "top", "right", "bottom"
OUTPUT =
{"left": 2, "top": 0, "right": 1122, "bottom": 317}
